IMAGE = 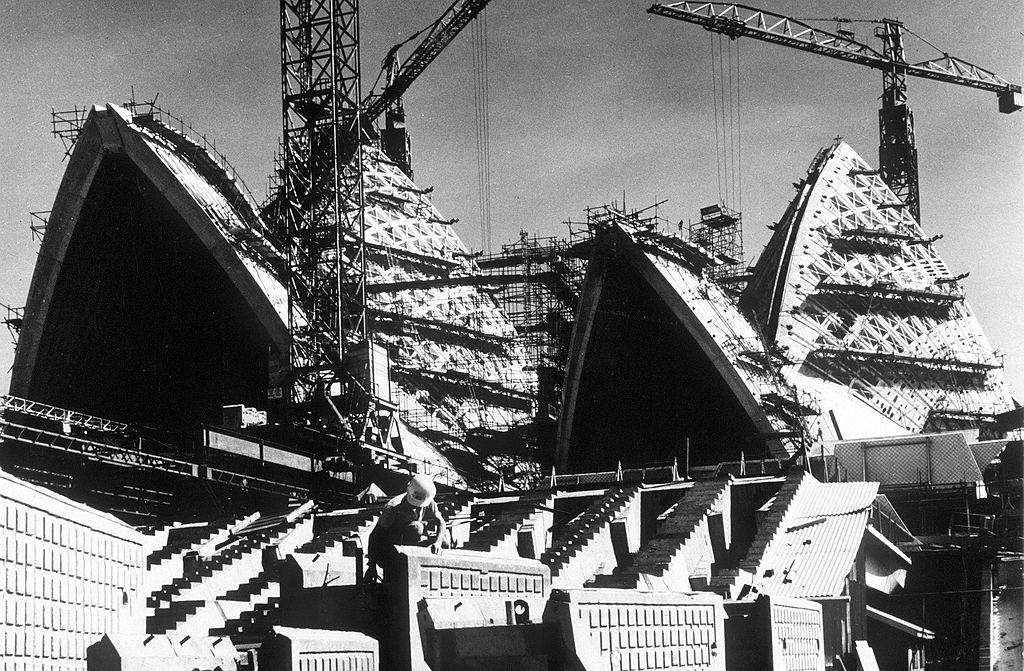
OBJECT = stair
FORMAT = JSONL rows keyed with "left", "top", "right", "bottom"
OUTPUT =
{"left": 146, "top": 599, "right": 204, "bottom": 635}
{"left": 146, "top": 516, "right": 240, "bottom": 568}
{"left": 209, "top": 597, "right": 281, "bottom": 646}
{"left": 296, "top": 507, "right": 381, "bottom": 555}
{"left": 463, "top": 496, "right": 551, "bottom": 553}
{"left": 540, "top": 487, "right": 638, "bottom": 578}
{"left": 595, "top": 479, "right": 730, "bottom": 589}
{"left": 223, "top": 568, "right": 275, "bottom": 601}
{"left": 145, "top": 507, "right": 313, "bottom": 636}
{"left": 710, "top": 471, "right": 809, "bottom": 597}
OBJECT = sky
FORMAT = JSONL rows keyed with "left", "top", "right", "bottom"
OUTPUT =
{"left": 0, "top": 0, "right": 1021, "bottom": 397}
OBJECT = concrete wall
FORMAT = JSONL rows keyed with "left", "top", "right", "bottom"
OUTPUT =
{"left": 545, "top": 587, "right": 726, "bottom": 671}
{"left": 390, "top": 547, "right": 551, "bottom": 671}
{"left": 1, "top": 468, "right": 146, "bottom": 670}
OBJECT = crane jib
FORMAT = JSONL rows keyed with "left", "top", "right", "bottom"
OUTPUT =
{"left": 648, "top": 2, "right": 1021, "bottom": 106}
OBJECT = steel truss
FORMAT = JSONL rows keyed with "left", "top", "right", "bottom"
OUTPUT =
{"left": 649, "top": 2, "right": 1022, "bottom": 223}
{"left": 280, "top": 0, "right": 369, "bottom": 413}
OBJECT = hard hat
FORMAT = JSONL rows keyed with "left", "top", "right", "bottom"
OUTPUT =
{"left": 406, "top": 474, "right": 436, "bottom": 508}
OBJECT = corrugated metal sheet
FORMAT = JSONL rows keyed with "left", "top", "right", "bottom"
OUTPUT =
{"left": 754, "top": 477, "right": 877, "bottom": 599}
{"left": 789, "top": 480, "right": 877, "bottom": 517}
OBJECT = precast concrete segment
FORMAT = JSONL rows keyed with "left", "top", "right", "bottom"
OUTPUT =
{"left": 743, "top": 140, "right": 1015, "bottom": 440}
{"left": 1, "top": 467, "right": 146, "bottom": 670}
{"left": 388, "top": 546, "right": 550, "bottom": 671}
{"left": 545, "top": 587, "right": 727, "bottom": 671}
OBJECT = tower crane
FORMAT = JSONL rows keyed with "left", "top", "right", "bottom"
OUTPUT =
{"left": 648, "top": 2, "right": 1022, "bottom": 223}
{"left": 278, "top": 0, "right": 491, "bottom": 432}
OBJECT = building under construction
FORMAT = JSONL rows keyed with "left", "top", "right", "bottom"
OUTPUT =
{"left": 0, "top": 2, "right": 1021, "bottom": 671}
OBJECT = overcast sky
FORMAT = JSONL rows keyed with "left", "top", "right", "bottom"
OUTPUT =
{"left": 0, "top": 0, "right": 1021, "bottom": 397}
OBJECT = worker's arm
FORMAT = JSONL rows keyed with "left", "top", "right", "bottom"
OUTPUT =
{"left": 429, "top": 503, "right": 446, "bottom": 554}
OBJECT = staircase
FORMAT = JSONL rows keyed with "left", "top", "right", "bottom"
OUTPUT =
{"left": 146, "top": 516, "right": 243, "bottom": 568}
{"left": 710, "top": 471, "right": 809, "bottom": 598}
{"left": 145, "top": 505, "right": 314, "bottom": 636}
{"left": 295, "top": 506, "right": 382, "bottom": 556}
{"left": 540, "top": 487, "right": 639, "bottom": 587}
{"left": 595, "top": 479, "right": 730, "bottom": 590}
{"left": 463, "top": 495, "right": 553, "bottom": 556}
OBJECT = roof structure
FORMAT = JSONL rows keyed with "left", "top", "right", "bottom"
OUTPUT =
{"left": 557, "top": 214, "right": 806, "bottom": 472}
{"left": 743, "top": 140, "right": 1015, "bottom": 441}
{"left": 750, "top": 473, "right": 880, "bottom": 599}
{"left": 10, "top": 103, "right": 533, "bottom": 488}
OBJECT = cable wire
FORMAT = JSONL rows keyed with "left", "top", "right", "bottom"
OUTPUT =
{"left": 710, "top": 32, "right": 723, "bottom": 202}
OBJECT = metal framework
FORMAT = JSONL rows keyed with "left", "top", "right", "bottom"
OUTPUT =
{"left": 648, "top": 2, "right": 1022, "bottom": 222}
{"left": 277, "top": 0, "right": 492, "bottom": 426}
{"left": 28, "top": 211, "right": 49, "bottom": 243}
{"left": 688, "top": 204, "right": 744, "bottom": 280}
{"left": 363, "top": 0, "right": 491, "bottom": 123}
{"left": 50, "top": 106, "right": 90, "bottom": 159}
{"left": 280, "top": 0, "right": 368, "bottom": 416}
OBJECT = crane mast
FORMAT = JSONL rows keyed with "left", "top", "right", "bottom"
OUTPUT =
{"left": 876, "top": 19, "right": 919, "bottom": 221}
{"left": 280, "top": 0, "right": 368, "bottom": 425}
{"left": 648, "top": 2, "right": 1022, "bottom": 223}
{"left": 277, "top": 0, "right": 493, "bottom": 431}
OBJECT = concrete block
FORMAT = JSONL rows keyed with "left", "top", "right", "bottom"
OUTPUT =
{"left": 258, "top": 626, "right": 378, "bottom": 671}
{"left": 389, "top": 547, "right": 551, "bottom": 671}
{"left": 86, "top": 633, "right": 237, "bottom": 671}
{"left": 277, "top": 551, "right": 361, "bottom": 630}
{"left": 724, "top": 595, "right": 824, "bottom": 671}
{"left": 416, "top": 596, "right": 557, "bottom": 669}
{"left": 544, "top": 587, "right": 725, "bottom": 671}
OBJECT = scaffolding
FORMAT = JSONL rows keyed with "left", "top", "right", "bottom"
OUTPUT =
{"left": 28, "top": 211, "right": 49, "bottom": 243}
{"left": 688, "top": 204, "right": 744, "bottom": 281}
{"left": 2, "top": 304, "right": 23, "bottom": 346}
{"left": 50, "top": 106, "right": 90, "bottom": 158}
{"left": 765, "top": 141, "right": 1015, "bottom": 437}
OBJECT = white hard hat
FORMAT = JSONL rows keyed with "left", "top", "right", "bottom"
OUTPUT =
{"left": 406, "top": 474, "right": 436, "bottom": 508}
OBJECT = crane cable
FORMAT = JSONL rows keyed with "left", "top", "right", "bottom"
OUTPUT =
{"left": 709, "top": 34, "right": 743, "bottom": 211}
{"left": 710, "top": 32, "right": 723, "bottom": 203}
{"left": 472, "top": 10, "right": 493, "bottom": 254}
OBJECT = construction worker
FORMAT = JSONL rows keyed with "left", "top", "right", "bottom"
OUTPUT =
{"left": 365, "top": 474, "right": 447, "bottom": 581}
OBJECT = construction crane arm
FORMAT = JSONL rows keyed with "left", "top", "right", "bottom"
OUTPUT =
{"left": 362, "top": 0, "right": 491, "bottom": 124}
{"left": 648, "top": 2, "right": 1021, "bottom": 107}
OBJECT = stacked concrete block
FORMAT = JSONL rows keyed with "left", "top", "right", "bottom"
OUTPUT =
{"left": 598, "top": 479, "right": 731, "bottom": 591}
{"left": 545, "top": 587, "right": 726, "bottom": 671}
{"left": 712, "top": 473, "right": 808, "bottom": 598}
{"left": 767, "top": 597, "right": 824, "bottom": 671}
{"left": 418, "top": 596, "right": 558, "bottom": 670}
{"left": 463, "top": 494, "right": 554, "bottom": 558}
{"left": 724, "top": 596, "right": 825, "bottom": 671}
{"left": 276, "top": 551, "right": 362, "bottom": 631}
{"left": 145, "top": 504, "right": 315, "bottom": 640}
{"left": 142, "top": 515, "right": 253, "bottom": 595}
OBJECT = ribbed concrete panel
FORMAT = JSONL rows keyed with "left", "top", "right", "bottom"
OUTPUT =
{"left": 744, "top": 140, "right": 1015, "bottom": 441}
